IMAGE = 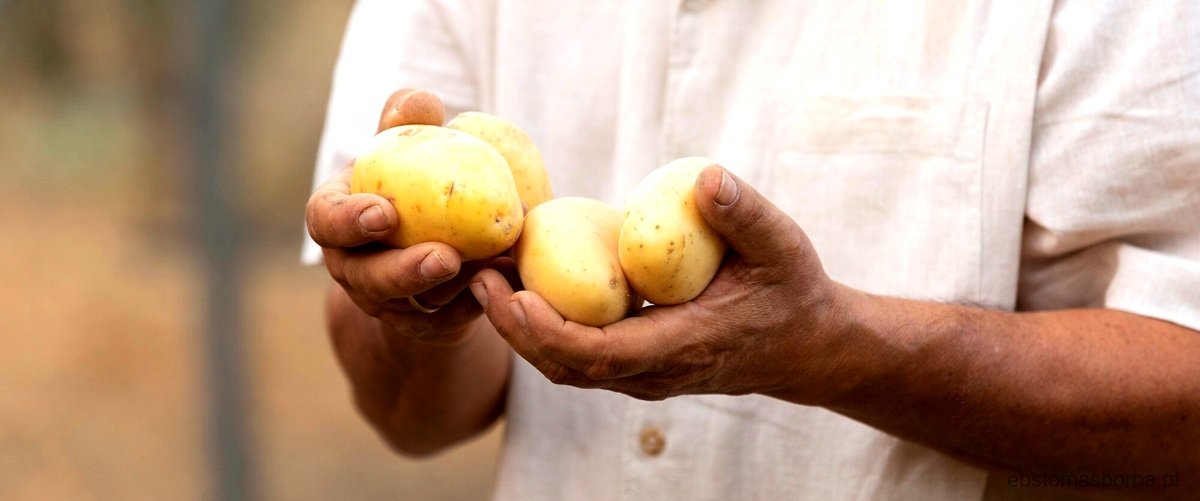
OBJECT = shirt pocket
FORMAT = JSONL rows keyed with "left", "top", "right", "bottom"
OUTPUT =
{"left": 768, "top": 95, "right": 989, "bottom": 302}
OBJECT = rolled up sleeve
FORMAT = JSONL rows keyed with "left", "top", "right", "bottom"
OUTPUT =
{"left": 1018, "top": 0, "right": 1200, "bottom": 331}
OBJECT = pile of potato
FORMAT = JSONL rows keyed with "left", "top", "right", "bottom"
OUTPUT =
{"left": 352, "top": 94, "right": 725, "bottom": 326}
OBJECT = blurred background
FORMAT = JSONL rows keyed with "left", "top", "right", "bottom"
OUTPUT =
{"left": 0, "top": 0, "right": 501, "bottom": 499}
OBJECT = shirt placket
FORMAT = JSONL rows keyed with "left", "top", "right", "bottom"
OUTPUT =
{"left": 659, "top": 0, "right": 707, "bottom": 164}
{"left": 620, "top": 5, "right": 712, "bottom": 499}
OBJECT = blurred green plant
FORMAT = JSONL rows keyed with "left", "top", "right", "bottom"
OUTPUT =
{"left": 0, "top": 0, "right": 172, "bottom": 207}
{"left": 0, "top": 0, "right": 349, "bottom": 244}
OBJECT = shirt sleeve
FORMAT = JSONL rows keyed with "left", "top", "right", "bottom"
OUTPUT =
{"left": 1017, "top": 0, "right": 1200, "bottom": 331}
{"left": 301, "top": 0, "right": 481, "bottom": 265}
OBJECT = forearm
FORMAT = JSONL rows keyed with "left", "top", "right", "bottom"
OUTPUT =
{"left": 778, "top": 285, "right": 1200, "bottom": 496}
{"left": 327, "top": 283, "right": 511, "bottom": 456}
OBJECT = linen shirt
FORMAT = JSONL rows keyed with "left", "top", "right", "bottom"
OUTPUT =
{"left": 303, "top": 1, "right": 1200, "bottom": 499}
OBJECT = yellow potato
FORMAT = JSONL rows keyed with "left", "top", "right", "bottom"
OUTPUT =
{"left": 351, "top": 125, "right": 523, "bottom": 260}
{"left": 446, "top": 112, "right": 554, "bottom": 209}
{"left": 619, "top": 157, "right": 727, "bottom": 305}
{"left": 515, "top": 197, "right": 634, "bottom": 327}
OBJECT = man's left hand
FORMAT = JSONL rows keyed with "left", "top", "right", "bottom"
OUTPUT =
{"left": 470, "top": 166, "right": 857, "bottom": 402}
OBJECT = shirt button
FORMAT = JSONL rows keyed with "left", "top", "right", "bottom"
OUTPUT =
{"left": 639, "top": 427, "right": 666, "bottom": 456}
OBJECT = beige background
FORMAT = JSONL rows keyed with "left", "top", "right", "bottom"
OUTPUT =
{"left": 0, "top": 1, "right": 501, "bottom": 499}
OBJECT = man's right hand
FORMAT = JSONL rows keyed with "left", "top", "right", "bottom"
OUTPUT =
{"left": 305, "top": 89, "right": 494, "bottom": 345}
{"left": 304, "top": 89, "right": 514, "bottom": 456}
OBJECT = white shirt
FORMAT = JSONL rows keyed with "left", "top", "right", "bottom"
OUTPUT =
{"left": 303, "top": 1, "right": 1200, "bottom": 499}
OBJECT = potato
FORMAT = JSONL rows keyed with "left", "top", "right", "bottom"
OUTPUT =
{"left": 619, "top": 157, "right": 727, "bottom": 305}
{"left": 446, "top": 112, "right": 554, "bottom": 210}
{"left": 351, "top": 125, "right": 523, "bottom": 260}
{"left": 515, "top": 197, "right": 634, "bottom": 327}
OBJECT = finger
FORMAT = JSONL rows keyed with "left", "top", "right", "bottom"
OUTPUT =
{"left": 337, "top": 241, "right": 462, "bottom": 302}
{"left": 378, "top": 89, "right": 446, "bottom": 132}
{"left": 587, "top": 375, "right": 682, "bottom": 402}
{"left": 469, "top": 268, "right": 529, "bottom": 346}
{"left": 306, "top": 166, "right": 398, "bottom": 248}
{"left": 469, "top": 275, "right": 672, "bottom": 383}
{"left": 410, "top": 257, "right": 511, "bottom": 307}
{"left": 488, "top": 255, "right": 522, "bottom": 286}
{"left": 694, "top": 166, "right": 805, "bottom": 267}
{"left": 410, "top": 262, "right": 484, "bottom": 308}
{"left": 510, "top": 291, "right": 682, "bottom": 381}
{"left": 469, "top": 270, "right": 592, "bottom": 386}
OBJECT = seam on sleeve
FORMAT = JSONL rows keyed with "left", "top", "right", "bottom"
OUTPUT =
{"left": 1104, "top": 243, "right": 1200, "bottom": 332}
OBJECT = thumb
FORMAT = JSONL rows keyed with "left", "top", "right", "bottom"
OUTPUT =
{"left": 694, "top": 166, "right": 805, "bottom": 266}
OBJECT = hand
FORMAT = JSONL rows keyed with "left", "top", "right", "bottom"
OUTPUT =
{"left": 307, "top": 89, "right": 506, "bottom": 344}
{"left": 470, "top": 166, "right": 854, "bottom": 401}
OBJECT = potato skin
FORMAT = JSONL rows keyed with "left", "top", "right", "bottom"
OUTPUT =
{"left": 446, "top": 112, "right": 554, "bottom": 210}
{"left": 619, "top": 157, "right": 727, "bottom": 305}
{"left": 351, "top": 125, "right": 523, "bottom": 260}
{"left": 515, "top": 197, "right": 633, "bottom": 327}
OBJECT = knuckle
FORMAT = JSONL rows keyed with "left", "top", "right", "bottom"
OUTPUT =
{"left": 355, "top": 278, "right": 390, "bottom": 304}
{"left": 582, "top": 358, "right": 614, "bottom": 381}
{"left": 342, "top": 261, "right": 381, "bottom": 301}
{"left": 357, "top": 298, "right": 383, "bottom": 317}
{"left": 307, "top": 222, "right": 324, "bottom": 245}
{"left": 310, "top": 187, "right": 342, "bottom": 212}
{"left": 307, "top": 192, "right": 351, "bottom": 245}
{"left": 353, "top": 260, "right": 399, "bottom": 302}
{"left": 645, "top": 390, "right": 670, "bottom": 401}
{"left": 628, "top": 388, "right": 668, "bottom": 402}
{"left": 323, "top": 251, "right": 347, "bottom": 282}
{"left": 543, "top": 363, "right": 577, "bottom": 386}
{"left": 305, "top": 200, "right": 328, "bottom": 242}
{"left": 330, "top": 271, "right": 350, "bottom": 290}
{"left": 642, "top": 385, "right": 673, "bottom": 401}
{"left": 305, "top": 188, "right": 325, "bottom": 213}
{"left": 676, "top": 343, "right": 717, "bottom": 372}
{"left": 381, "top": 262, "right": 421, "bottom": 299}
{"left": 305, "top": 205, "right": 320, "bottom": 238}
{"left": 776, "top": 227, "right": 807, "bottom": 258}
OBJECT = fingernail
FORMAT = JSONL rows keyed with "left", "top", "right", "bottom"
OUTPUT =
{"left": 358, "top": 205, "right": 389, "bottom": 232}
{"left": 715, "top": 170, "right": 738, "bottom": 206}
{"left": 419, "top": 251, "right": 451, "bottom": 279}
{"left": 469, "top": 281, "right": 489, "bottom": 308}
{"left": 508, "top": 298, "right": 527, "bottom": 328}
